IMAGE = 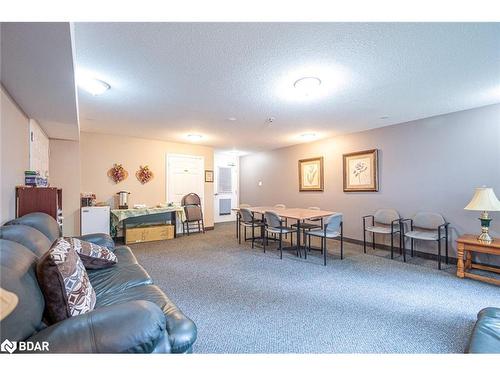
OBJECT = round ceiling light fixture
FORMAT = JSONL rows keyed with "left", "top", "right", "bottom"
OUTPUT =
{"left": 293, "top": 77, "right": 322, "bottom": 97}
{"left": 227, "top": 117, "right": 237, "bottom": 122}
{"left": 78, "top": 76, "right": 111, "bottom": 96}
{"left": 186, "top": 134, "right": 203, "bottom": 141}
{"left": 300, "top": 133, "right": 317, "bottom": 141}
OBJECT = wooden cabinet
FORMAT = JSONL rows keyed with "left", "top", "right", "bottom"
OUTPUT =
{"left": 16, "top": 186, "right": 62, "bottom": 223}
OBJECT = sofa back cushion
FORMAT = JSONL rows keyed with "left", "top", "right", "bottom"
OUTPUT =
{"left": 0, "top": 240, "right": 45, "bottom": 341}
{"left": 0, "top": 225, "right": 51, "bottom": 258}
{"left": 37, "top": 238, "right": 96, "bottom": 324}
{"left": 6, "top": 212, "right": 60, "bottom": 242}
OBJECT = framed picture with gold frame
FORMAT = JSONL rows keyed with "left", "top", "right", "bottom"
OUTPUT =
{"left": 343, "top": 149, "right": 379, "bottom": 192}
{"left": 298, "top": 157, "right": 324, "bottom": 192}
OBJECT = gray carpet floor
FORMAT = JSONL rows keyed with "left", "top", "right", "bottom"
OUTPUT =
{"left": 129, "top": 222, "right": 499, "bottom": 353}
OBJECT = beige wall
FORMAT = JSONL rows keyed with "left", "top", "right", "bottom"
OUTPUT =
{"left": 1, "top": 87, "right": 30, "bottom": 223}
{"left": 80, "top": 132, "right": 215, "bottom": 227}
{"left": 49, "top": 139, "right": 81, "bottom": 236}
{"left": 240, "top": 104, "right": 500, "bottom": 261}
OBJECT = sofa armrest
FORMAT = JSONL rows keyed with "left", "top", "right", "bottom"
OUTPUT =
{"left": 162, "top": 296, "right": 198, "bottom": 353}
{"left": 75, "top": 233, "right": 115, "bottom": 251}
{"left": 29, "top": 301, "right": 170, "bottom": 353}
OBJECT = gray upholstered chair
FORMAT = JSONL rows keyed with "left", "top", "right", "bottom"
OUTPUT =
{"left": 236, "top": 204, "right": 251, "bottom": 239}
{"left": 239, "top": 207, "right": 265, "bottom": 248}
{"left": 362, "top": 208, "right": 401, "bottom": 259}
{"left": 401, "top": 212, "right": 449, "bottom": 269}
{"left": 306, "top": 213, "right": 343, "bottom": 266}
{"left": 181, "top": 193, "right": 204, "bottom": 235}
{"left": 263, "top": 211, "right": 295, "bottom": 259}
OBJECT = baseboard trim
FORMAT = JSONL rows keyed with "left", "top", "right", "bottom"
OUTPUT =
{"left": 205, "top": 226, "right": 214, "bottom": 231}
{"left": 342, "top": 236, "right": 458, "bottom": 265}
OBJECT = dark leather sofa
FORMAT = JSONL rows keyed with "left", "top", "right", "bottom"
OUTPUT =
{"left": 467, "top": 307, "right": 500, "bottom": 353}
{"left": 0, "top": 212, "right": 197, "bottom": 353}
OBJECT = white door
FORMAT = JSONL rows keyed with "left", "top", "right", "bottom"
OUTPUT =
{"left": 214, "top": 152, "right": 239, "bottom": 223}
{"left": 166, "top": 154, "right": 205, "bottom": 211}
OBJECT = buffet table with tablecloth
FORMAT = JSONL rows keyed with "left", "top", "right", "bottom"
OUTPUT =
{"left": 110, "top": 206, "right": 185, "bottom": 237}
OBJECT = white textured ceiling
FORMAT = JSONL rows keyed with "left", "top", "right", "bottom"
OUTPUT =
{"left": 73, "top": 23, "right": 500, "bottom": 152}
{"left": 1, "top": 22, "right": 79, "bottom": 140}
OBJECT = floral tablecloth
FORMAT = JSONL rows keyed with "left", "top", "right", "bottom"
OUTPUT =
{"left": 110, "top": 206, "right": 185, "bottom": 236}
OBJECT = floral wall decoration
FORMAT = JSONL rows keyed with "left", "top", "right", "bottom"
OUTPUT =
{"left": 136, "top": 165, "right": 154, "bottom": 184}
{"left": 108, "top": 163, "right": 128, "bottom": 183}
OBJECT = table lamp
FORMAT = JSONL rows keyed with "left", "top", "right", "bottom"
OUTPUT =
{"left": 464, "top": 187, "right": 500, "bottom": 243}
{"left": 0, "top": 287, "right": 19, "bottom": 320}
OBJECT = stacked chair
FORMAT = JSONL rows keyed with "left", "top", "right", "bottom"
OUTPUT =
{"left": 181, "top": 193, "right": 205, "bottom": 235}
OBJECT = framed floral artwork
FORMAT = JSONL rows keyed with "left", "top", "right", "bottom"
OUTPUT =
{"left": 205, "top": 170, "right": 214, "bottom": 183}
{"left": 298, "top": 157, "right": 324, "bottom": 192}
{"left": 343, "top": 149, "right": 379, "bottom": 192}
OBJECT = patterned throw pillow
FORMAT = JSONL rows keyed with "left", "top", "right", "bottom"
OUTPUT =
{"left": 65, "top": 237, "right": 117, "bottom": 269}
{"left": 37, "top": 238, "right": 96, "bottom": 324}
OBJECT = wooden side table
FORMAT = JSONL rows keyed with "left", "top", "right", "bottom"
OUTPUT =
{"left": 456, "top": 234, "right": 500, "bottom": 286}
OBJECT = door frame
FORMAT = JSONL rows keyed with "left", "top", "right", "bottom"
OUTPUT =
{"left": 166, "top": 153, "right": 205, "bottom": 207}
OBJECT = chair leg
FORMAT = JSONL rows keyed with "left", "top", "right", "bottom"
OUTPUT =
{"left": 303, "top": 233, "right": 307, "bottom": 260}
{"left": 390, "top": 232, "right": 394, "bottom": 259}
{"left": 402, "top": 234, "right": 406, "bottom": 262}
{"left": 239, "top": 224, "right": 242, "bottom": 244}
{"left": 340, "top": 233, "right": 344, "bottom": 260}
{"left": 251, "top": 224, "right": 255, "bottom": 249}
{"left": 410, "top": 238, "right": 414, "bottom": 257}
{"left": 372, "top": 232, "right": 375, "bottom": 249}
{"left": 323, "top": 236, "right": 327, "bottom": 266}
{"left": 279, "top": 233, "right": 283, "bottom": 259}
{"left": 197, "top": 221, "right": 201, "bottom": 233}
{"left": 445, "top": 228, "right": 449, "bottom": 264}
{"left": 363, "top": 220, "right": 367, "bottom": 253}
{"left": 263, "top": 230, "right": 266, "bottom": 253}
{"left": 438, "top": 238, "right": 442, "bottom": 270}
{"left": 236, "top": 216, "right": 239, "bottom": 239}
{"left": 187, "top": 222, "right": 190, "bottom": 236}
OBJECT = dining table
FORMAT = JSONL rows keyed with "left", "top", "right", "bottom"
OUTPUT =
{"left": 234, "top": 206, "right": 336, "bottom": 256}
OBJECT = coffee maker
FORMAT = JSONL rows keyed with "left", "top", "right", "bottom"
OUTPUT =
{"left": 117, "top": 191, "right": 130, "bottom": 209}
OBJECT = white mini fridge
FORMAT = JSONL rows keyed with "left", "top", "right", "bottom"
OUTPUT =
{"left": 81, "top": 206, "right": 110, "bottom": 235}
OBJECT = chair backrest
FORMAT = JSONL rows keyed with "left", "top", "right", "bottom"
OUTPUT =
{"left": 184, "top": 205, "right": 203, "bottom": 221}
{"left": 324, "top": 213, "right": 343, "bottom": 233}
{"left": 264, "top": 211, "right": 282, "bottom": 228}
{"left": 412, "top": 212, "right": 446, "bottom": 230}
{"left": 240, "top": 208, "right": 254, "bottom": 223}
{"left": 181, "top": 193, "right": 201, "bottom": 206}
{"left": 274, "top": 204, "right": 286, "bottom": 209}
{"left": 374, "top": 209, "right": 400, "bottom": 225}
{"left": 5, "top": 212, "right": 60, "bottom": 242}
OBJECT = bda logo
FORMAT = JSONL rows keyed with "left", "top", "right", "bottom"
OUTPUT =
{"left": 1, "top": 339, "right": 17, "bottom": 354}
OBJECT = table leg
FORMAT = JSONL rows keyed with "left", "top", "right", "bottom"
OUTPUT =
{"left": 457, "top": 242, "right": 465, "bottom": 278}
{"left": 465, "top": 250, "right": 472, "bottom": 271}
{"left": 296, "top": 219, "right": 302, "bottom": 258}
{"left": 172, "top": 212, "right": 177, "bottom": 238}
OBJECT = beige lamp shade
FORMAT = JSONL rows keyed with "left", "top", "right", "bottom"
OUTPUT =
{"left": 464, "top": 187, "right": 500, "bottom": 211}
{"left": 0, "top": 287, "right": 19, "bottom": 320}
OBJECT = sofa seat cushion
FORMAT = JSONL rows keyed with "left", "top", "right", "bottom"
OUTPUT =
{"left": 467, "top": 307, "right": 500, "bottom": 353}
{"left": 113, "top": 246, "right": 138, "bottom": 266}
{"left": 37, "top": 238, "right": 96, "bottom": 324}
{"left": 88, "top": 264, "right": 153, "bottom": 299}
{"left": 65, "top": 237, "right": 117, "bottom": 269}
{"left": 95, "top": 284, "right": 197, "bottom": 353}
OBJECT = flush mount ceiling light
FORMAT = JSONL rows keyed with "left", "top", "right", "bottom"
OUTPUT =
{"left": 275, "top": 64, "right": 349, "bottom": 102}
{"left": 227, "top": 117, "right": 237, "bottom": 121}
{"left": 186, "top": 134, "right": 203, "bottom": 141}
{"left": 77, "top": 76, "right": 111, "bottom": 96}
{"left": 294, "top": 77, "right": 322, "bottom": 96}
{"left": 300, "top": 133, "right": 317, "bottom": 141}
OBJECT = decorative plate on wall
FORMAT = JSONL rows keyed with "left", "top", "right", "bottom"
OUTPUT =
{"left": 108, "top": 163, "right": 128, "bottom": 183}
{"left": 136, "top": 165, "right": 154, "bottom": 184}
